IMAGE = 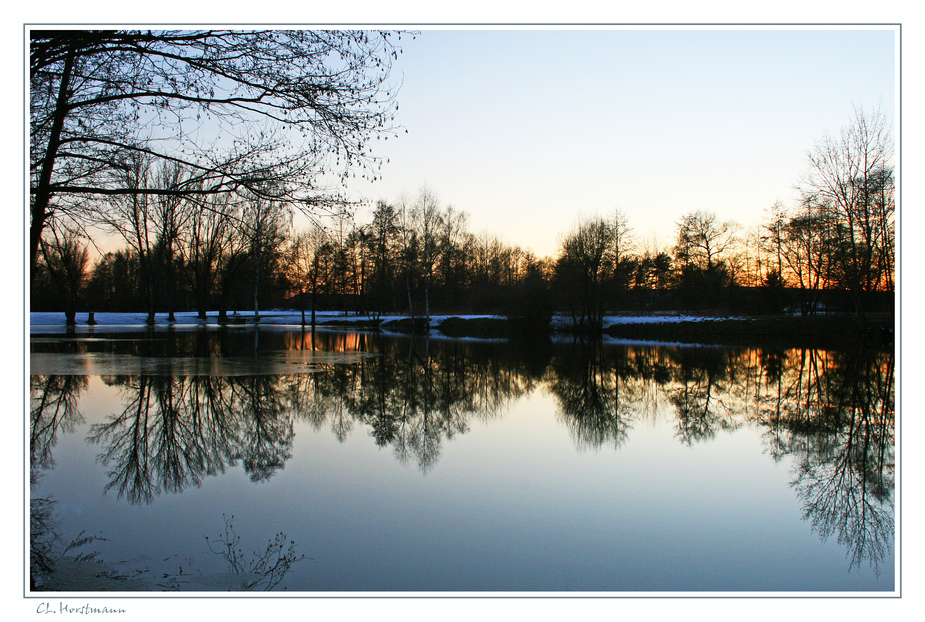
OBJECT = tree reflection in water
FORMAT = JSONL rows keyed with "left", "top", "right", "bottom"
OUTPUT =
{"left": 286, "top": 335, "right": 540, "bottom": 471}
{"left": 546, "top": 342, "right": 894, "bottom": 573}
{"left": 546, "top": 339, "right": 635, "bottom": 450}
{"left": 760, "top": 348, "right": 895, "bottom": 574}
{"left": 29, "top": 331, "right": 894, "bottom": 574}
{"left": 30, "top": 374, "right": 87, "bottom": 484}
{"left": 85, "top": 374, "right": 295, "bottom": 504}
{"left": 668, "top": 348, "right": 742, "bottom": 445}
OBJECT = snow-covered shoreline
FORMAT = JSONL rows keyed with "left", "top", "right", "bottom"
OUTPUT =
{"left": 29, "top": 310, "right": 743, "bottom": 333}
{"left": 28, "top": 310, "right": 503, "bottom": 333}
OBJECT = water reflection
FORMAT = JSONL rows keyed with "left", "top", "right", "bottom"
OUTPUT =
{"left": 30, "top": 496, "right": 307, "bottom": 591}
{"left": 547, "top": 342, "right": 894, "bottom": 574}
{"left": 761, "top": 349, "right": 895, "bottom": 574}
{"left": 29, "top": 331, "right": 894, "bottom": 577}
{"left": 86, "top": 375, "right": 295, "bottom": 503}
{"left": 546, "top": 340, "right": 635, "bottom": 450}
{"left": 30, "top": 375, "right": 86, "bottom": 484}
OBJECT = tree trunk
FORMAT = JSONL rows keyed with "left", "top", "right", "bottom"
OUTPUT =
{"left": 424, "top": 274, "right": 430, "bottom": 331}
{"left": 31, "top": 46, "right": 75, "bottom": 283}
{"left": 310, "top": 288, "right": 317, "bottom": 328}
{"left": 253, "top": 260, "right": 261, "bottom": 321}
{"left": 406, "top": 273, "right": 414, "bottom": 322}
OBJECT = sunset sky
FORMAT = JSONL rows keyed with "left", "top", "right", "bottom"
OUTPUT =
{"left": 343, "top": 26, "right": 897, "bottom": 258}
{"left": 18, "top": 24, "right": 899, "bottom": 261}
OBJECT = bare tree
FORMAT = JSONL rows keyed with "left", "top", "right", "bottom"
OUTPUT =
{"left": 327, "top": 205, "right": 355, "bottom": 315}
{"left": 96, "top": 153, "right": 161, "bottom": 324}
{"left": 395, "top": 194, "right": 418, "bottom": 321}
{"left": 611, "top": 207, "right": 635, "bottom": 298}
{"left": 96, "top": 156, "right": 196, "bottom": 323}
{"left": 149, "top": 163, "right": 195, "bottom": 322}
{"left": 367, "top": 200, "right": 402, "bottom": 317}
{"left": 241, "top": 195, "right": 291, "bottom": 320}
{"left": 674, "top": 210, "right": 739, "bottom": 273}
{"left": 761, "top": 201, "right": 788, "bottom": 285}
{"left": 412, "top": 186, "right": 442, "bottom": 328}
{"left": 38, "top": 225, "right": 89, "bottom": 325}
{"left": 870, "top": 166, "right": 896, "bottom": 293}
{"left": 181, "top": 192, "right": 239, "bottom": 320}
{"left": 345, "top": 224, "right": 372, "bottom": 316}
{"left": 287, "top": 224, "right": 334, "bottom": 327}
{"left": 214, "top": 216, "right": 252, "bottom": 323}
{"left": 437, "top": 205, "right": 471, "bottom": 310}
{"left": 30, "top": 29, "right": 408, "bottom": 281}
{"left": 556, "top": 216, "right": 615, "bottom": 332}
{"left": 781, "top": 198, "right": 831, "bottom": 315}
{"left": 798, "top": 106, "right": 894, "bottom": 319}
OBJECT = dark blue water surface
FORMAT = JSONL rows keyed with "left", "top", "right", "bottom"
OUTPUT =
{"left": 29, "top": 328, "right": 895, "bottom": 593}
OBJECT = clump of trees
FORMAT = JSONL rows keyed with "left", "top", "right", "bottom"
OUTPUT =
{"left": 793, "top": 107, "right": 895, "bottom": 320}
{"left": 554, "top": 210, "right": 633, "bottom": 332}
{"left": 733, "top": 107, "right": 894, "bottom": 321}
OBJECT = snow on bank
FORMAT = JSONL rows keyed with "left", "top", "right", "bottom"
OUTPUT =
{"left": 30, "top": 311, "right": 745, "bottom": 333}
{"left": 28, "top": 311, "right": 505, "bottom": 333}
{"left": 551, "top": 313, "right": 747, "bottom": 331}
{"left": 605, "top": 314, "right": 745, "bottom": 326}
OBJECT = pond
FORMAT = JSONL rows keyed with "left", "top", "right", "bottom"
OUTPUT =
{"left": 28, "top": 327, "right": 895, "bottom": 593}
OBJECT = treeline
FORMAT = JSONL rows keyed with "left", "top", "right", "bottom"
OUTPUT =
{"left": 554, "top": 108, "right": 894, "bottom": 331}
{"left": 31, "top": 181, "right": 558, "bottom": 327}
{"left": 32, "top": 109, "right": 894, "bottom": 329}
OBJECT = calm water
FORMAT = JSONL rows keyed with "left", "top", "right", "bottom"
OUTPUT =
{"left": 29, "top": 328, "right": 895, "bottom": 592}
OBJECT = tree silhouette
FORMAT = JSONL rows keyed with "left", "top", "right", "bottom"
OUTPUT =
{"left": 798, "top": 106, "right": 894, "bottom": 320}
{"left": 30, "top": 29, "right": 407, "bottom": 280}
{"left": 30, "top": 375, "right": 87, "bottom": 482}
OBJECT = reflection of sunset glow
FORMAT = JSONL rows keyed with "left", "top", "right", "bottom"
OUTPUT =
{"left": 283, "top": 330, "right": 370, "bottom": 353}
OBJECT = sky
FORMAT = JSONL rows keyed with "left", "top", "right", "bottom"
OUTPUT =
{"left": 341, "top": 27, "right": 897, "bottom": 258}
{"left": 20, "top": 25, "right": 898, "bottom": 262}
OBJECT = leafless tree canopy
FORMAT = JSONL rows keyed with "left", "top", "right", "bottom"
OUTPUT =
{"left": 798, "top": 106, "right": 894, "bottom": 298}
{"left": 30, "top": 29, "right": 407, "bottom": 276}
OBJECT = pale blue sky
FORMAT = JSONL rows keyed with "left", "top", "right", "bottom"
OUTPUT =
{"left": 344, "top": 27, "right": 897, "bottom": 257}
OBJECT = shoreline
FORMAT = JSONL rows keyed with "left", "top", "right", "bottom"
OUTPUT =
{"left": 28, "top": 311, "right": 895, "bottom": 351}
